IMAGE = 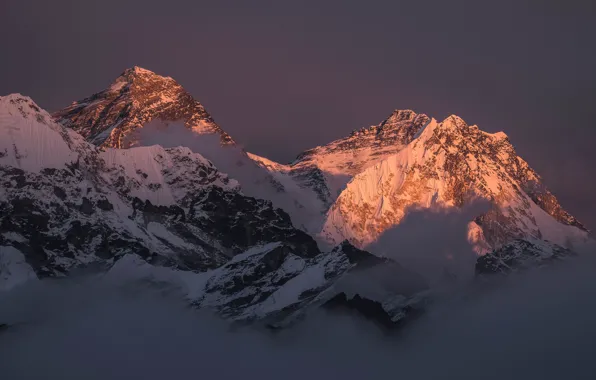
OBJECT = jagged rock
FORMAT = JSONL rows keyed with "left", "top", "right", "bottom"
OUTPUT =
{"left": 251, "top": 109, "right": 431, "bottom": 208}
{"left": 53, "top": 66, "right": 233, "bottom": 148}
{"left": 320, "top": 115, "right": 588, "bottom": 252}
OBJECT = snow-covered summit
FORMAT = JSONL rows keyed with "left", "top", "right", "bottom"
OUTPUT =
{"left": 291, "top": 109, "right": 430, "bottom": 175}
{"left": 1, "top": 93, "right": 57, "bottom": 124}
{"left": 53, "top": 67, "right": 233, "bottom": 148}
{"left": 1, "top": 93, "right": 40, "bottom": 111}
{"left": 0, "top": 93, "right": 92, "bottom": 172}
{"left": 321, "top": 113, "right": 588, "bottom": 251}
{"left": 265, "top": 109, "right": 432, "bottom": 208}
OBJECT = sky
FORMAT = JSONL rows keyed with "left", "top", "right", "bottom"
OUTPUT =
{"left": 1, "top": 0, "right": 595, "bottom": 229}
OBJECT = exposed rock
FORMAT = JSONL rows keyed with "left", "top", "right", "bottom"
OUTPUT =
{"left": 104, "top": 240, "right": 429, "bottom": 328}
{"left": 53, "top": 66, "right": 233, "bottom": 148}
{"left": 476, "top": 239, "right": 575, "bottom": 275}
{"left": 321, "top": 115, "right": 588, "bottom": 252}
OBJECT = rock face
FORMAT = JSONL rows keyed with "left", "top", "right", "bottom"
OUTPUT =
{"left": 320, "top": 115, "right": 588, "bottom": 251}
{"left": 53, "top": 66, "right": 233, "bottom": 148}
{"left": 247, "top": 109, "right": 587, "bottom": 260}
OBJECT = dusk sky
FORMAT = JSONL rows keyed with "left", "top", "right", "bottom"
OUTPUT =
{"left": 1, "top": 0, "right": 595, "bottom": 229}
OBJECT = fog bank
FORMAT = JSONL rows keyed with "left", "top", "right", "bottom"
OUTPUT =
{"left": 2, "top": 246, "right": 596, "bottom": 380}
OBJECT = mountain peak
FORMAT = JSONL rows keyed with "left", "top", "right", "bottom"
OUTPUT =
{"left": 126, "top": 65, "right": 156, "bottom": 75}
{"left": 377, "top": 109, "right": 423, "bottom": 130}
{"left": 1, "top": 93, "right": 50, "bottom": 122}
{"left": 53, "top": 68, "right": 233, "bottom": 148}
{"left": 383, "top": 109, "right": 418, "bottom": 122}
{"left": 323, "top": 112, "right": 589, "bottom": 250}
{"left": 490, "top": 131, "right": 508, "bottom": 140}
{"left": 442, "top": 114, "right": 467, "bottom": 127}
{"left": 1, "top": 93, "right": 38, "bottom": 108}
{"left": 368, "top": 109, "right": 431, "bottom": 141}
{"left": 105, "top": 66, "right": 176, "bottom": 94}
{"left": 118, "top": 66, "right": 172, "bottom": 83}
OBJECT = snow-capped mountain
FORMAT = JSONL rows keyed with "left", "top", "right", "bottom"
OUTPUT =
{"left": 0, "top": 94, "right": 425, "bottom": 325}
{"left": 249, "top": 110, "right": 431, "bottom": 209}
{"left": 54, "top": 67, "right": 328, "bottom": 233}
{"left": 53, "top": 66, "right": 233, "bottom": 148}
{"left": 51, "top": 67, "right": 589, "bottom": 268}
{"left": 321, "top": 115, "right": 588, "bottom": 252}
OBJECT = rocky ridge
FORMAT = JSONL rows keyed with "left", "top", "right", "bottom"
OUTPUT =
{"left": 53, "top": 66, "right": 233, "bottom": 148}
{"left": 321, "top": 115, "right": 588, "bottom": 251}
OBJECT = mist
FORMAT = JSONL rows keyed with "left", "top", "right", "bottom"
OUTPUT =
{"left": 369, "top": 201, "right": 491, "bottom": 286}
{"left": 2, "top": 242, "right": 596, "bottom": 380}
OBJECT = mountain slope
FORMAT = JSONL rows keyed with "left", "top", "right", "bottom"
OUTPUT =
{"left": 250, "top": 110, "right": 431, "bottom": 209}
{"left": 291, "top": 110, "right": 430, "bottom": 179}
{"left": 321, "top": 115, "right": 588, "bottom": 251}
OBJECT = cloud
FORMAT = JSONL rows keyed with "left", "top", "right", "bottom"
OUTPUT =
{"left": 1, "top": 245, "right": 596, "bottom": 380}
{"left": 368, "top": 200, "right": 491, "bottom": 285}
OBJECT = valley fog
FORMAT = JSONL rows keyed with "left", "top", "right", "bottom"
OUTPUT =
{"left": 2, "top": 245, "right": 596, "bottom": 380}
